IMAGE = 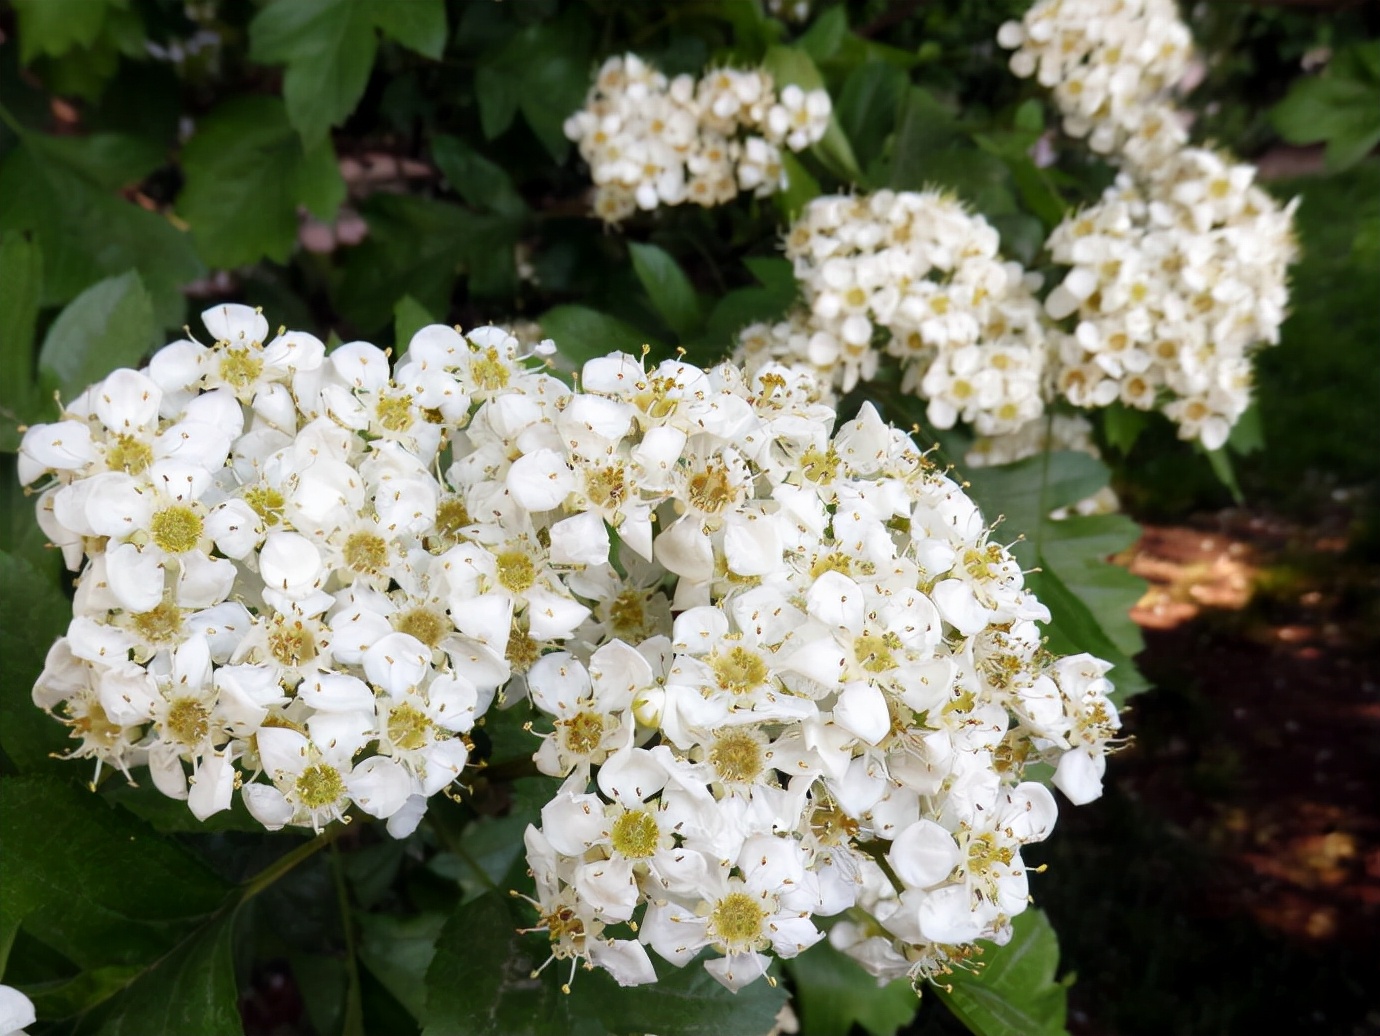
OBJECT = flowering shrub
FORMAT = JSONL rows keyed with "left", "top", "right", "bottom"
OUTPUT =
{"left": 0, "top": 0, "right": 1330, "bottom": 1032}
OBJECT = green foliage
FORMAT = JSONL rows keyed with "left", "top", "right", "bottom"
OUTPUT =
{"left": 629, "top": 242, "right": 704, "bottom": 342}
{"left": 786, "top": 940, "right": 920, "bottom": 1036}
{"left": 0, "top": 550, "right": 72, "bottom": 770}
{"left": 1272, "top": 42, "right": 1380, "bottom": 171}
{"left": 36, "top": 271, "right": 156, "bottom": 403}
{"left": 179, "top": 95, "right": 345, "bottom": 269}
{"left": 13, "top": 0, "right": 126, "bottom": 65}
{"left": 0, "top": 232, "right": 44, "bottom": 446}
{"left": 936, "top": 911, "right": 1069, "bottom": 1036}
{"left": 539, "top": 305, "right": 657, "bottom": 366}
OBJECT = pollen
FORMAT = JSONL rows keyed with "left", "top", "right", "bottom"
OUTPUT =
{"left": 709, "top": 728, "right": 765, "bottom": 784}
{"left": 854, "top": 632, "right": 899, "bottom": 674}
{"left": 105, "top": 433, "right": 153, "bottom": 475}
{"left": 687, "top": 462, "right": 734, "bottom": 514}
{"left": 151, "top": 505, "right": 203, "bottom": 554}
{"left": 394, "top": 607, "right": 447, "bottom": 648}
{"left": 343, "top": 531, "right": 390, "bottom": 576}
{"left": 132, "top": 599, "right": 183, "bottom": 644}
{"left": 609, "top": 809, "right": 659, "bottom": 859}
{"left": 584, "top": 464, "right": 627, "bottom": 509}
{"left": 166, "top": 698, "right": 211, "bottom": 746}
{"left": 505, "top": 621, "right": 541, "bottom": 672}
{"left": 495, "top": 550, "right": 536, "bottom": 594}
{"left": 710, "top": 646, "right": 768, "bottom": 695}
{"left": 387, "top": 703, "right": 434, "bottom": 751}
{"left": 375, "top": 393, "right": 416, "bottom": 433}
{"left": 218, "top": 347, "right": 264, "bottom": 391}
{"left": 560, "top": 710, "right": 605, "bottom": 757}
{"left": 295, "top": 763, "right": 345, "bottom": 810}
{"left": 268, "top": 621, "right": 317, "bottom": 668}
{"left": 431, "top": 496, "right": 471, "bottom": 549}
{"left": 470, "top": 346, "right": 511, "bottom": 392}
{"left": 243, "top": 486, "right": 286, "bottom": 526}
{"left": 707, "top": 891, "right": 767, "bottom": 951}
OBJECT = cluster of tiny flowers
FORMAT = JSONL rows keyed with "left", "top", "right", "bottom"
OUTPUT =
{"left": 515, "top": 361, "right": 1119, "bottom": 992}
{"left": 18, "top": 305, "right": 576, "bottom": 836}
{"left": 1042, "top": 148, "right": 1297, "bottom": 448}
{"left": 966, "top": 415, "right": 1121, "bottom": 518}
{"left": 997, "top": 0, "right": 1194, "bottom": 168}
{"left": 736, "top": 191, "right": 1049, "bottom": 437}
{"left": 563, "top": 54, "right": 831, "bottom": 223}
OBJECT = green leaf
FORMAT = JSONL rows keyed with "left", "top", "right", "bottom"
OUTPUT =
{"left": 0, "top": 144, "right": 201, "bottom": 329}
{"left": 0, "top": 549, "right": 72, "bottom": 771}
{"left": 0, "top": 231, "right": 43, "bottom": 444}
{"left": 836, "top": 61, "right": 909, "bottom": 173}
{"left": 179, "top": 95, "right": 345, "bottom": 268}
{"left": 37, "top": 271, "right": 156, "bottom": 401}
{"left": 358, "top": 911, "right": 445, "bottom": 1022}
{"left": 424, "top": 893, "right": 786, "bottom": 1036}
{"left": 936, "top": 910, "right": 1068, "bottom": 1036}
{"left": 1203, "top": 445, "right": 1243, "bottom": 504}
{"left": 1271, "top": 72, "right": 1380, "bottom": 173}
{"left": 887, "top": 86, "right": 963, "bottom": 188}
{"left": 476, "top": 9, "right": 592, "bottom": 161}
{"left": 394, "top": 295, "right": 438, "bottom": 351}
{"left": 432, "top": 134, "right": 528, "bottom": 217}
{"left": 22, "top": 131, "right": 164, "bottom": 191}
{"left": 13, "top": 0, "right": 121, "bottom": 64}
{"left": 26, "top": 964, "right": 144, "bottom": 1019}
{"left": 0, "top": 775, "right": 229, "bottom": 968}
{"left": 337, "top": 194, "right": 472, "bottom": 332}
{"left": 371, "top": 0, "right": 448, "bottom": 60}
{"left": 540, "top": 305, "right": 656, "bottom": 367}
{"left": 94, "top": 913, "right": 240, "bottom": 1036}
{"left": 962, "top": 452, "right": 1108, "bottom": 546}
{"left": 249, "top": 0, "right": 380, "bottom": 147}
{"left": 1100, "top": 404, "right": 1148, "bottom": 455}
{"left": 1226, "top": 404, "right": 1264, "bottom": 455}
{"left": 629, "top": 242, "right": 702, "bottom": 341}
{"left": 787, "top": 939, "right": 919, "bottom": 1036}
{"left": 762, "top": 46, "right": 862, "bottom": 183}
{"left": 775, "top": 150, "right": 821, "bottom": 222}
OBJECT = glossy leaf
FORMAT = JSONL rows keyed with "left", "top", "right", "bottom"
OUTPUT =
{"left": 540, "top": 305, "right": 657, "bottom": 367}
{"left": 37, "top": 271, "right": 156, "bottom": 402}
{"left": 629, "top": 242, "right": 702, "bottom": 341}
{"left": 0, "top": 550, "right": 72, "bottom": 771}
{"left": 13, "top": 0, "right": 121, "bottom": 63}
{"left": 372, "top": 0, "right": 448, "bottom": 60}
{"left": 787, "top": 939, "right": 919, "bottom": 1036}
{"left": 0, "top": 231, "right": 43, "bottom": 446}
{"left": 936, "top": 910, "right": 1068, "bottom": 1036}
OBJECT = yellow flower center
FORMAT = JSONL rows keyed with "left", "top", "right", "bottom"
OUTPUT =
{"left": 560, "top": 710, "right": 605, "bottom": 757}
{"left": 707, "top": 891, "right": 766, "bottom": 950}
{"left": 106, "top": 433, "right": 153, "bottom": 475}
{"left": 709, "top": 729, "right": 764, "bottom": 784}
{"left": 495, "top": 550, "right": 535, "bottom": 594}
{"left": 243, "top": 486, "right": 285, "bottom": 526}
{"left": 295, "top": 763, "right": 345, "bottom": 810}
{"left": 132, "top": 599, "right": 183, "bottom": 644}
{"left": 394, "top": 607, "right": 447, "bottom": 648}
{"left": 343, "top": 531, "right": 389, "bottom": 576}
{"left": 387, "top": 703, "right": 433, "bottom": 751}
{"left": 151, "top": 505, "right": 203, "bottom": 554}
{"left": 710, "top": 646, "right": 768, "bottom": 695}
{"left": 268, "top": 621, "right": 317, "bottom": 668}
{"left": 609, "top": 809, "right": 659, "bottom": 859}
{"left": 166, "top": 698, "right": 210, "bottom": 746}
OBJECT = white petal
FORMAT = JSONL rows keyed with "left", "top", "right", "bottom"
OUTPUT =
{"left": 188, "top": 750, "right": 238, "bottom": 819}
{"left": 507, "top": 448, "right": 575, "bottom": 511}
{"left": 888, "top": 820, "right": 961, "bottom": 889}
{"left": 243, "top": 783, "right": 294, "bottom": 830}
{"left": 548, "top": 511, "right": 610, "bottom": 566}
{"left": 348, "top": 756, "right": 413, "bottom": 818}
{"left": 203, "top": 303, "right": 268, "bottom": 344}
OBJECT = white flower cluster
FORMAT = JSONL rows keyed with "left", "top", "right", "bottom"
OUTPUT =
{"left": 967, "top": 415, "right": 1121, "bottom": 518}
{"left": 1043, "top": 148, "right": 1297, "bottom": 448}
{"left": 563, "top": 54, "right": 831, "bottom": 223}
{"left": 736, "top": 191, "right": 1049, "bottom": 436}
{"left": 19, "top": 305, "right": 571, "bottom": 836}
{"left": 515, "top": 366, "right": 1120, "bottom": 992}
{"left": 998, "top": 0, "right": 1194, "bottom": 168}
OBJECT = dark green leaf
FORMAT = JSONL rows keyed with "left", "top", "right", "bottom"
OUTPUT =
{"left": 1100, "top": 405, "right": 1147, "bottom": 455}
{"left": 13, "top": 0, "right": 119, "bottom": 63}
{"left": 787, "top": 939, "right": 919, "bottom": 1036}
{"left": 94, "top": 913, "right": 240, "bottom": 1036}
{"left": 540, "top": 305, "right": 656, "bottom": 367}
{"left": 936, "top": 910, "right": 1068, "bottom": 1036}
{"left": 0, "top": 146, "right": 201, "bottom": 329}
{"left": 22, "top": 131, "right": 164, "bottom": 191}
{"left": 1203, "top": 445, "right": 1243, "bottom": 504}
{"left": 0, "top": 231, "right": 43, "bottom": 444}
{"left": 1271, "top": 74, "right": 1380, "bottom": 173}
{"left": 475, "top": 64, "right": 520, "bottom": 140}
{"left": 1226, "top": 404, "right": 1263, "bottom": 454}
{"left": 775, "top": 150, "right": 822, "bottom": 222}
{"left": 477, "top": 10, "right": 592, "bottom": 161}
{"left": 0, "top": 775, "right": 229, "bottom": 968}
{"left": 0, "top": 550, "right": 72, "bottom": 771}
{"left": 961, "top": 452, "right": 1108, "bottom": 550}
{"left": 26, "top": 964, "right": 144, "bottom": 1019}
{"left": 432, "top": 134, "right": 528, "bottom": 217}
{"left": 629, "top": 242, "right": 702, "bottom": 341}
{"left": 358, "top": 911, "right": 445, "bottom": 1021}
{"left": 179, "top": 95, "right": 344, "bottom": 268}
{"left": 249, "top": 0, "right": 380, "bottom": 147}
{"left": 37, "top": 271, "right": 156, "bottom": 401}
{"left": 887, "top": 87, "right": 962, "bottom": 188}
{"left": 338, "top": 194, "right": 473, "bottom": 332}
{"left": 371, "top": 0, "right": 448, "bottom": 60}
{"left": 394, "top": 295, "right": 438, "bottom": 351}
{"left": 836, "top": 62, "right": 908, "bottom": 172}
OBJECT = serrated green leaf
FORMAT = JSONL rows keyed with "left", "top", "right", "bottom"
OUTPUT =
{"left": 371, "top": 0, "right": 448, "bottom": 59}
{"left": 358, "top": 911, "right": 445, "bottom": 1021}
{"left": 0, "top": 549, "right": 72, "bottom": 771}
{"left": 394, "top": 295, "right": 438, "bottom": 351}
{"left": 762, "top": 46, "right": 861, "bottom": 184}
{"left": 22, "top": 131, "right": 164, "bottom": 191}
{"left": 0, "top": 775, "right": 230, "bottom": 968}
{"left": 540, "top": 305, "right": 656, "bottom": 367}
{"left": 836, "top": 61, "right": 908, "bottom": 173}
{"left": 629, "top": 242, "right": 702, "bottom": 341}
{"left": 337, "top": 193, "right": 473, "bottom": 332}
{"left": 94, "top": 912, "right": 240, "bottom": 1036}
{"left": 179, "top": 95, "right": 343, "bottom": 268}
{"left": 476, "top": 10, "right": 592, "bottom": 161}
{"left": 37, "top": 271, "right": 156, "bottom": 401}
{"left": 0, "top": 231, "right": 43, "bottom": 443}
{"left": 13, "top": 0, "right": 121, "bottom": 64}
{"left": 787, "top": 939, "right": 919, "bottom": 1036}
{"left": 1271, "top": 71, "right": 1380, "bottom": 173}
{"left": 1101, "top": 404, "right": 1148, "bottom": 455}
{"left": 249, "top": 0, "right": 379, "bottom": 147}
{"left": 0, "top": 145, "right": 201, "bottom": 329}
{"left": 936, "top": 910, "right": 1067, "bottom": 1036}
{"left": 432, "top": 134, "right": 528, "bottom": 217}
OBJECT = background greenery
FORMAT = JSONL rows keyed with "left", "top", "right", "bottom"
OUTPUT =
{"left": 1, "top": 1, "right": 1377, "bottom": 1034}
